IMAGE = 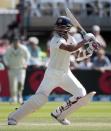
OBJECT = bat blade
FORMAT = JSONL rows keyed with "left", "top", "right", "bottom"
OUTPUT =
{"left": 65, "top": 8, "right": 86, "bottom": 34}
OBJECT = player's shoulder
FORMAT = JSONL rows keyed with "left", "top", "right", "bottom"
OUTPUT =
{"left": 19, "top": 44, "right": 30, "bottom": 55}
{"left": 68, "top": 34, "right": 77, "bottom": 45}
{"left": 50, "top": 34, "right": 66, "bottom": 45}
{"left": 19, "top": 44, "right": 28, "bottom": 51}
{"left": 68, "top": 34, "right": 75, "bottom": 41}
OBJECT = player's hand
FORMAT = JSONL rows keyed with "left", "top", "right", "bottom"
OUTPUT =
{"left": 84, "top": 33, "right": 95, "bottom": 41}
{"left": 91, "top": 40, "right": 101, "bottom": 51}
{"left": 84, "top": 33, "right": 101, "bottom": 51}
{"left": 85, "top": 33, "right": 101, "bottom": 49}
{"left": 86, "top": 40, "right": 101, "bottom": 54}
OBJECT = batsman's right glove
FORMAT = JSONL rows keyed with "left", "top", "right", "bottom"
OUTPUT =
{"left": 84, "top": 33, "right": 101, "bottom": 54}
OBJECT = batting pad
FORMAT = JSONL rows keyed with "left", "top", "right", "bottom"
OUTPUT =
{"left": 8, "top": 93, "right": 48, "bottom": 122}
{"left": 56, "top": 91, "right": 96, "bottom": 120}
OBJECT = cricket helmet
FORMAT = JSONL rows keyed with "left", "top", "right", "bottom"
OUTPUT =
{"left": 54, "top": 16, "right": 73, "bottom": 35}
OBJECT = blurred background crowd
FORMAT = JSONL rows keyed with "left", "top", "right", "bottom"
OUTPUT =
{"left": 0, "top": 0, "right": 111, "bottom": 104}
{"left": 24, "top": 0, "right": 111, "bottom": 17}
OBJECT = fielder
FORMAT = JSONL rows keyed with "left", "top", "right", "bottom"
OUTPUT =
{"left": 8, "top": 16, "right": 100, "bottom": 125}
{"left": 4, "top": 37, "right": 30, "bottom": 104}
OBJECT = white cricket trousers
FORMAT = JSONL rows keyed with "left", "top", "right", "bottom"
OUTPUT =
{"left": 8, "top": 68, "right": 86, "bottom": 122}
{"left": 8, "top": 68, "right": 26, "bottom": 101}
{"left": 36, "top": 68, "right": 86, "bottom": 98}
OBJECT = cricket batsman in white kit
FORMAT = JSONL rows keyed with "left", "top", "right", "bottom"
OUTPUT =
{"left": 8, "top": 16, "right": 100, "bottom": 125}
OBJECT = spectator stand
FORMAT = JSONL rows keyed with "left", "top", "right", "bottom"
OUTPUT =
{"left": 39, "top": 0, "right": 67, "bottom": 16}
{"left": 23, "top": 0, "right": 111, "bottom": 17}
{"left": 68, "top": 0, "right": 90, "bottom": 16}
{"left": 98, "top": 0, "right": 111, "bottom": 17}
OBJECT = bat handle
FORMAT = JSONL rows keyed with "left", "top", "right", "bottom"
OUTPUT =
{"left": 80, "top": 30, "right": 87, "bottom": 37}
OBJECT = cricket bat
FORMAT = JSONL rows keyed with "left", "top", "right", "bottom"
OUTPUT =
{"left": 65, "top": 8, "right": 93, "bottom": 61}
{"left": 65, "top": 8, "right": 87, "bottom": 35}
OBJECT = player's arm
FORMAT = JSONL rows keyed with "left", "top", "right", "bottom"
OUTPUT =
{"left": 3, "top": 48, "right": 10, "bottom": 68}
{"left": 59, "top": 39, "right": 87, "bottom": 52}
{"left": 73, "top": 48, "right": 92, "bottom": 61}
{"left": 60, "top": 33, "right": 100, "bottom": 53}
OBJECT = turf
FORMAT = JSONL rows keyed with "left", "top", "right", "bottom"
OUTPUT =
{"left": 0, "top": 102, "right": 111, "bottom": 131}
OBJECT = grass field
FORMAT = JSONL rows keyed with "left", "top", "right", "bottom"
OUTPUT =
{"left": 0, "top": 102, "right": 111, "bottom": 131}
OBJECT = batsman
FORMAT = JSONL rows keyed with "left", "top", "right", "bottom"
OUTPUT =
{"left": 8, "top": 14, "right": 100, "bottom": 125}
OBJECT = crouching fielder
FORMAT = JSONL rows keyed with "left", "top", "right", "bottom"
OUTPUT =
{"left": 8, "top": 16, "right": 99, "bottom": 125}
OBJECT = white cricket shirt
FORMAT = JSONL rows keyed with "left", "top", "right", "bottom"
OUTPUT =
{"left": 48, "top": 34, "right": 77, "bottom": 71}
{"left": 4, "top": 44, "right": 30, "bottom": 69}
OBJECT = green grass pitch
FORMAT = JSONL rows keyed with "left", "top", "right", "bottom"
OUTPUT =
{"left": 0, "top": 102, "right": 111, "bottom": 131}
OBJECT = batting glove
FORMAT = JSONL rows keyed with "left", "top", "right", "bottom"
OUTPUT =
{"left": 86, "top": 40, "right": 101, "bottom": 54}
{"left": 84, "top": 33, "right": 101, "bottom": 51}
{"left": 84, "top": 33, "right": 95, "bottom": 41}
